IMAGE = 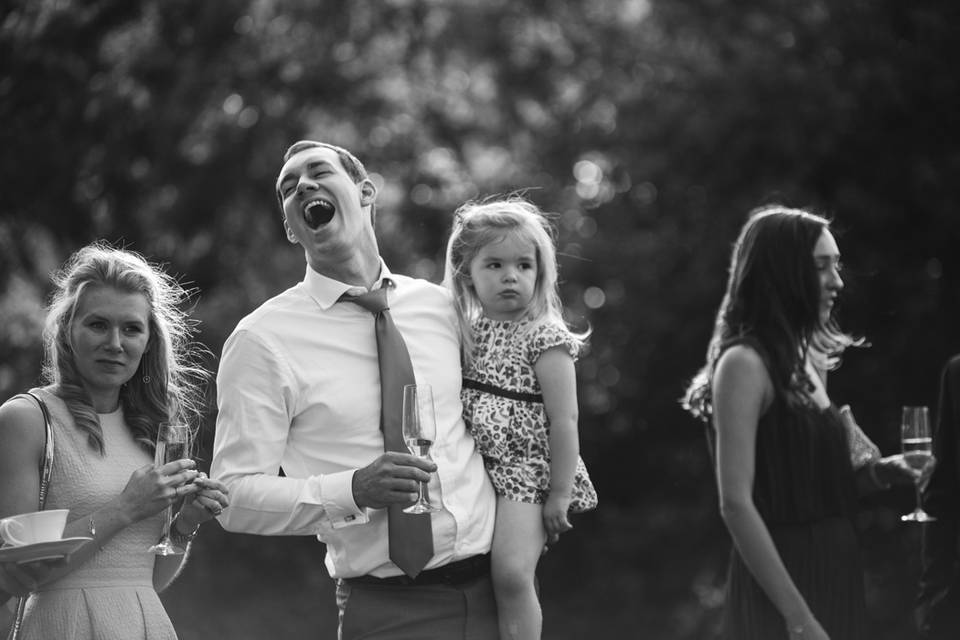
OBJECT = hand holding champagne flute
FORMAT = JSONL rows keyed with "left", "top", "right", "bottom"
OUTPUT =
{"left": 901, "top": 405, "right": 936, "bottom": 523}
{"left": 149, "top": 422, "right": 193, "bottom": 554}
{"left": 402, "top": 384, "right": 440, "bottom": 514}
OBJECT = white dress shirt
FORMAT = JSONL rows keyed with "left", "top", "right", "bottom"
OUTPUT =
{"left": 211, "top": 262, "right": 496, "bottom": 578}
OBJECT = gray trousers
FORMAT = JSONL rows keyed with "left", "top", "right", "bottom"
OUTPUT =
{"left": 336, "top": 574, "right": 499, "bottom": 640}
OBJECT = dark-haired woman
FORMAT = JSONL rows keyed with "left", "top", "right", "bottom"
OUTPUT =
{"left": 0, "top": 243, "right": 229, "bottom": 639}
{"left": 683, "top": 206, "right": 919, "bottom": 640}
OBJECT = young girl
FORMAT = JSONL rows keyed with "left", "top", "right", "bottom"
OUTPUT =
{"left": 444, "top": 197, "right": 598, "bottom": 640}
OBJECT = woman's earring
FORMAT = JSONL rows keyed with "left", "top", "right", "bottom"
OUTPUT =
{"left": 142, "top": 375, "right": 151, "bottom": 384}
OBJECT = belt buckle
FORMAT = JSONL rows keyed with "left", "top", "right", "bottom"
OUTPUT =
{"left": 436, "top": 564, "right": 458, "bottom": 584}
{"left": 439, "top": 554, "right": 486, "bottom": 585}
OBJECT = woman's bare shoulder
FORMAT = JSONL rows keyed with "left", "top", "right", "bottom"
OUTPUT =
{"left": 715, "top": 343, "right": 769, "bottom": 376}
{"left": 714, "top": 343, "right": 774, "bottom": 406}
{"left": 0, "top": 394, "right": 47, "bottom": 448}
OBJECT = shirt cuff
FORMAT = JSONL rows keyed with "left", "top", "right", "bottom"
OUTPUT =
{"left": 314, "top": 470, "right": 368, "bottom": 529}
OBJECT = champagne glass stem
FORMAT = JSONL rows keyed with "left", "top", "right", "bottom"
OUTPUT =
{"left": 420, "top": 481, "right": 431, "bottom": 506}
{"left": 151, "top": 504, "right": 182, "bottom": 555}
{"left": 161, "top": 505, "right": 173, "bottom": 539}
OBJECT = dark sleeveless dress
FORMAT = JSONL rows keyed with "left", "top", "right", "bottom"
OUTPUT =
{"left": 717, "top": 344, "right": 864, "bottom": 640}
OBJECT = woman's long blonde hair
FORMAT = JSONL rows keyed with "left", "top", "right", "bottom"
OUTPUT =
{"left": 42, "top": 242, "right": 209, "bottom": 453}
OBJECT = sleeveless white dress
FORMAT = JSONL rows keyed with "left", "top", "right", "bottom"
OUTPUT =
{"left": 16, "top": 388, "right": 179, "bottom": 640}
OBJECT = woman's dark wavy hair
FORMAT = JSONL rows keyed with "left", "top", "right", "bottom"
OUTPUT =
{"left": 42, "top": 242, "right": 209, "bottom": 454}
{"left": 682, "top": 205, "right": 861, "bottom": 421}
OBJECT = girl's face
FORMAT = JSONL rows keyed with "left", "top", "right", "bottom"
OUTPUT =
{"left": 71, "top": 285, "right": 151, "bottom": 401}
{"left": 467, "top": 232, "right": 539, "bottom": 321}
{"left": 812, "top": 228, "right": 843, "bottom": 325}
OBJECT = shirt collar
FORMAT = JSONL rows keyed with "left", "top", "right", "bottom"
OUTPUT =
{"left": 303, "top": 259, "right": 395, "bottom": 310}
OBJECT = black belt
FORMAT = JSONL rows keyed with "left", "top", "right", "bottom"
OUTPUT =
{"left": 344, "top": 553, "right": 491, "bottom": 587}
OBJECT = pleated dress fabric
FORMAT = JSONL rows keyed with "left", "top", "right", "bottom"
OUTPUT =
{"left": 718, "top": 345, "right": 865, "bottom": 640}
{"left": 16, "top": 388, "right": 177, "bottom": 640}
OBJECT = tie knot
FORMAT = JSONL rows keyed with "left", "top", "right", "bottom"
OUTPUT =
{"left": 342, "top": 287, "right": 389, "bottom": 314}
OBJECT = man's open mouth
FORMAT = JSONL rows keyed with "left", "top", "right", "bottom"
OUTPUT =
{"left": 303, "top": 199, "right": 335, "bottom": 229}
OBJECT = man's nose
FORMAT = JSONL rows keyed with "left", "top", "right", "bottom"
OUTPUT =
{"left": 296, "top": 175, "right": 318, "bottom": 194}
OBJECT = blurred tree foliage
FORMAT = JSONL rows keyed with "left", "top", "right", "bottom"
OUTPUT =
{"left": 2, "top": 0, "right": 959, "bottom": 638}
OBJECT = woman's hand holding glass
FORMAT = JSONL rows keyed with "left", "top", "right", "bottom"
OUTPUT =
{"left": 116, "top": 457, "right": 200, "bottom": 525}
{"left": 869, "top": 453, "right": 936, "bottom": 488}
{"left": 175, "top": 472, "right": 230, "bottom": 530}
{"left": 840, "top": 404, "right": 936, "bottom": 493}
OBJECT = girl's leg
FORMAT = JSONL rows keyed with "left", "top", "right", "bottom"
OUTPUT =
{"left": 491, "top": 496, "right": 546, "bottom": 640}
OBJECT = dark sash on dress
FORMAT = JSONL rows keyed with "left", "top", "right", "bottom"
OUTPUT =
{"left": 461, "top": 378, "right": 543, "bottom": 403}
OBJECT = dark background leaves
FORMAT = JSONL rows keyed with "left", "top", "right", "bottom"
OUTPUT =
{"left": 2, "top": 1, "right": 958, "bottom": 637}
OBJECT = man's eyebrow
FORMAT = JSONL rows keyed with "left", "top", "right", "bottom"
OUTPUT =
{"left": 277, "top": 160, "right": 333, "bottom": 190}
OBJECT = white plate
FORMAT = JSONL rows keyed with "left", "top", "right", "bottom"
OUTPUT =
{"left": 0, "top": 537, "right": 93, "bottom": 564}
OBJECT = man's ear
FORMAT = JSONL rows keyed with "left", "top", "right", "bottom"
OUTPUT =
{"left": 283, "top": 220, "right": 297, "bottom": 243}
{"left": 359, "top": 179, "right": 377, "bottom": 205}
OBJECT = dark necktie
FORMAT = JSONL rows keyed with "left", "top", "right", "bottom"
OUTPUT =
{"left": 343, "top": 285, "right": 434, "bottom": 577}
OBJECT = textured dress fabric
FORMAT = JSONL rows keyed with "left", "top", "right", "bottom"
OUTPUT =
{"left": 715, "top": 344, "right": 864, "bottom": 640}
{"left": 16, "top": 388, "right": 177, "bottom": 640}
{"left": 461, "top": 317, "right": 597, "bottom": 512}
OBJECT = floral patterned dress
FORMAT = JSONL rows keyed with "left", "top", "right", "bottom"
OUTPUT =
{"left": 461, "top": 317, "right": 597, "bottom": 511}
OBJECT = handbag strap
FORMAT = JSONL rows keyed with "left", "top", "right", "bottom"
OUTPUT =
{"left": 6, "top": 392, "right": 55, "bottom": 640}
{"left": 22, "top": 392, "right": 54, "bottom": 510}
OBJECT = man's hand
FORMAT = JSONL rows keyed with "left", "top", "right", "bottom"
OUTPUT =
{"left": 352, "top": 452, "right": 436, "bottom": 509}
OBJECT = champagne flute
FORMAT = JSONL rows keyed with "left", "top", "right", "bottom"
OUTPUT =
{"left": 402, "top": 384, "right": 440, "bottom": 514}
{"left": 149, "top": 422, "right": 192, "bottom": 554}
{"left": 900, "top": 406, "right": 936, "bottom": 523}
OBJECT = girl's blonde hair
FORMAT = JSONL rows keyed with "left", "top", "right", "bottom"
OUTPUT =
{"left": 42, "top": 242, "right": 209, "bottom": 454}
{"left": 443, "top": 197, "right": 586, "bottom": 359}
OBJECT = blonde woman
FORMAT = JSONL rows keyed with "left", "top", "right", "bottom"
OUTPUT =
{"left": 0, "top": 243, "right": 228, "bottom": 639}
